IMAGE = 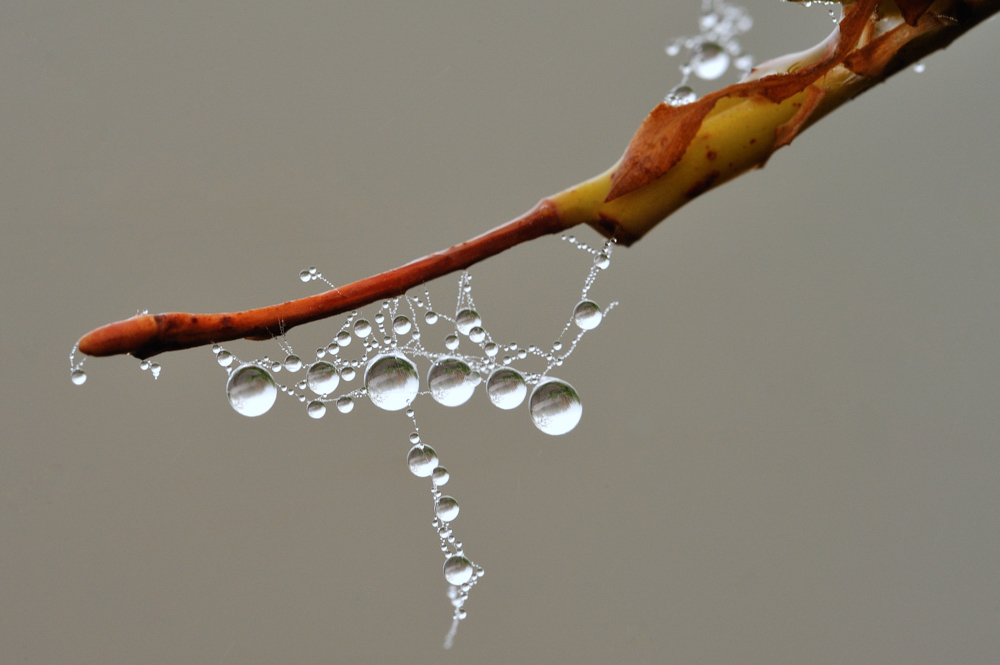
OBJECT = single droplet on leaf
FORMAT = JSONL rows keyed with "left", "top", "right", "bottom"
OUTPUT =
{"left": 435, "top": 496, "right": 460, "bottom": 522}
{"left": 428, "top": 357, "right": 475, "bottom": 407}
{"left": 407, "top": 444, "right": 438, "bottom": 477}
{"left": 692, "top": 42, "right": 730, "bottom": 80}
{"left": 529, "top": 378, "right": 582, "bottom": 435}
{"left": 365, "top": 353, "right": 419, "bottom": 411}
{"left": 443, "top": 555, "right": 474, "bottom": 585}
{"left": 306, "top": 361, "right": 340, "bottom": 395}
{"left": 226, "top": 364, "right": 278, "bottom": 417}
{"left": 307, "top": 400, "right": 326, "bottom": 419}
{"left": 486, "top": 367, "right": 527, "bottom": 410}
{"left": 455, "top": 309, "right": 481, "bottom": 335}
{"left": 283, "top": 354, "right": 302, "bottom": 372}
{"left": 573, "top": 300, "right": 603, "bottom": 330}
{"left": 70, "top": 369, "right": 87, "bottom": 386}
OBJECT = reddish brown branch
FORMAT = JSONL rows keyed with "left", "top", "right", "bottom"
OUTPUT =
{"left": 78, "top": 200, "right": 566, "bottom": 359}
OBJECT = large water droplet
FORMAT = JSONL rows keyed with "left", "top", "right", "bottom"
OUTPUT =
{"left": 70, "top": 369, "right": 87, "bottom": 386}
{"left": 226, "top": 364, "right": 278, "bottom": 417}
{"left": 573, "top": 300, "right": 603, "bottom": 330}
{"left": 364, "top": 353, "right": 419, "bottom": 411}
{"left": 392, "top": 315, "right": 412, "bottom": 335}
{"left": 692, "top": 42, "right": 729, "bottom": 80}
{"left": 307, "top": 400, "right": 326, "bottom": 419}
{"left": 435, "top": 496, "right": 460, "bottom": 522}
{"left": 428, "top": 357, "right": 475, "bottom": 407}
{"left": 529, "top": 378, "right": 582, "bottom": 435}
{"left": 354, "top": 319, "right": 372, "bottom": 338}
{"left": 443, "top": 555, "right": 474, "bottom": 585}
{"left": 455, "top": 309, "right": 481, "bottom": 335}
{"left": 486, "top": 367, "right": 527, "bottom": 410}
{"left": 306, "top": 361, "right": 340, "bottom": 395}
{"left": 284, "top": 354, "right": 303, "bottom": 372}
{"left": 407, "top": 444, "right": 438, "bottom": 477}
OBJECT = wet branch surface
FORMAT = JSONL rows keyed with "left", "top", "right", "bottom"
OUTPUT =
{"left": 77, "top": 0, "right": 1000, "bottom": 361}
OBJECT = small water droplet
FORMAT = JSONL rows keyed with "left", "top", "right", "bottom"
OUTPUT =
{"left": 455, "top": 309, "right": 482, "bottom": 335}
{"left": 407, "top": 444, "right": 438, "bottom": 477}
{"left": 432, "top": 466, "right": 450, "bottom": 486}
{"left": 150, "top": 363, "right": 161, "bottom": 379}
{"left": 307, "top": 400, "right": 326, "bottom": 419}
{"left": 484, "top": 342, "right": 499, "bottom": 357}
{"left": 299, "top": 270, "right": 311, "bottom": 282}
{"left": 913, "top": 62, "right": 925, "bottom": 73}
{"left": 336, "top": 396, "right": 354, "bottom": 413}
{"left": 365, "top": 353, "right": 420, "bottom": 411}
{"left": 666, "top": 43, "right": 681, "bottom": 56}
{"left": 529, "top": 378, "right": 582, "bottom": 435}
{"left": 212, "top": 344, "right": 221, "bottom": 354}
{"left": 409, "top": 432, "right": 421, "bottom": 444}
{"left": 70, "top": 369, "right": 87, "bottom": 386}
{"left": 315, "top": 347, "right": 326, "bottom": 359}
{"left": 140, "top": 360, "right": 150, "bottom": 371}
{"left": 308, "top": 266, "right": 317, "bottom": 275}
{"left": 444, "top": 334, "right": 460, "bottom": 351}
{"left": 374, "top": 313, "right": 385, "bottom": 324}
{"left": 553, "top": 341, "right": 563, "bottom": 351}
{"left": 271, "top": 361, "right": 282, "bottom": 372}
{"left": 392, "top": 316, "right": 412, "bottom": 335}
{"left": 424, "top": 311, "right": 439, "bottom": 325}
{"left": 405, "top": 408, "right": 415, "bottom": 418}
{"left": 517, "top": 349, "right": 527, "bottom": 360}
{"left": 354, "top": 319, "right": 372, "bottom": 338}
{"left": 666, "top": 84, "right": 696, "bottom": 106}
{"left": 435, "top": 496, "right": 460, "bottom": 522}
{"left": 486, "top": 367, "right": 527, "bottom": 410}
{"left": 595, "top": 253, "right": 610, "bottom": 269}
{"left": 226, "top": 364, "right": 278, "bottom": 417}
{"left": 468, "top": 326, "right": 486, "bottom": 343}
{"left": 428, "top": 357, "right": 475, "bottom": 407}
{"left": 573, "top": 300, "right": 603, "bottom": 330}
{"left": 325, "top": 343, "right": 339, "bottom": 355}
{"left": 692, "top": 42, "right": 729, "bottom": 80}
{"left": 341, "top": 366, "right": 356, "bottom": 381}
{"left": 306, "top": 361, "right": 340, "bottom": 395}
{"left": 443, "top": 555, "right": 474, "bottom": 585}
{"left": 336, "top": 331, "right": 352, "bottom": 347}
{"left": 283, "top": 354, "right": 303, "bottom": 372}
{"left": 217, "top": 350, "right": 234, "bottom": 367}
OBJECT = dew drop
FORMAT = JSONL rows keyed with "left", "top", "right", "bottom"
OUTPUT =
{"left": 354, "top": 319, "right": 372, "bottom": 338}
{"left": 443, "top": 555, "right": 474, "bottom": 585}
{"left": 299, "top": 270, "right": 311, "bottom": 282}
{"left": 409, "top": 432, "right": 421, "bottom": 444}
{"left": 140, "top": 360, "right": 150, "bottom": 371}
{"left": 468, "top": 326, "right": 486, "bottom": 343}
{"left": 226, "top": 364, "right": 278, "bottom": 417}
{"left": 150, "top": 363, "right": 161, "bottom": 379}
{"left": 336, "top": 396, "right": 354, "bottom": 413}
{"left": 283, "top": 354, "right": 303, "bottom": 372}
{"left": 484, "top": 342, "right": 499, "bottom": 357}
{"left": 444, "top": 334, "right": 460, "bottom": 351}
{"left": 913, "top": 62, "right": 926, "bottom": 73}
{"left": 217, "top": 350, "right": 234, "bottom": 367}
{"left": 666, "top": 84, "right": 696, "bottom": 106}
{"left": 573, "top": 300, "right": 603, "bottom": 330}
{"left": 335, "top": 331, "right": 352, "bottom": 347}
{"left": 552, "top": 341, "right": 563, "bottom": 351}
{"left": 432, "top": 466, "right": 450, "bottom": 486}
{"left": 692, "top": 42, "right": 729, "bottom": 80}
{"left": 365, "top": 353, "right": 420, "bottom": 411}
{"left": 595, "top": 253, "right": 610, "bottom": 269}
{"left": 392, "top": 315, "right": 412, "bottom": 335}
{"left": 306, "top": 361, "right": 340, "bottom": 395}
{"left": 407, "top": 444, "right": 439, "bottom": 477}
{"left": 424, "top": 311, "right": 439, "bottom": 325}
{"left": 428, "top": 357, "right": 475, "bottom": 407}
{"left": 486, "top": 367, "right": 527, "bottom": 410}
{"left": 307, "top": 400, "right": 327, "bottom": 419}
{"left": 70, "top": 369, "right": 87, "bottom": 386}
{"left": 315, "top": 347, "right": 326, "bottom": 358}
{"left": 455, "top": 309, "right": 482, "bottom": 335}
{"left": 341, "top": 366, "right": 356, "bottom": 382}
{"left": 529, "top": 378, "right": 582, "bottom": 435}
{"left": 435, "top": 496, "right": 460, "bottom": 522}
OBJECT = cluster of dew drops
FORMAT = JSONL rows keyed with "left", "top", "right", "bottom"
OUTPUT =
{"left": 72, "top": 234, "right": 617, "bottom": 648}
{"left": 664, "top": 0, "right": 755, "bottom": 106}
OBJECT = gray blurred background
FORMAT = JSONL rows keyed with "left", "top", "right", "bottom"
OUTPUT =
{"left": 3, "top": 1, "right": 1000, "bottom": 663}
